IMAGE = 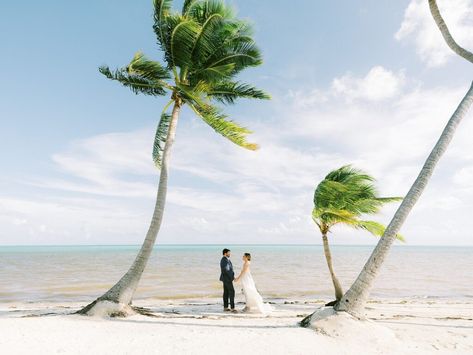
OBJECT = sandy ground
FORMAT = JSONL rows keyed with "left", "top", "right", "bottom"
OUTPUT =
{"left": 0, "top": 299, "right": 472, "bottom": 355}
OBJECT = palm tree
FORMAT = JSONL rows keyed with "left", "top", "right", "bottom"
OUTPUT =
{"left": 332, "top": 0, "right": 473, "bottom": 316}
{"left": 78, "top": 0, "right": 269, "bottom": 315}
{"left": 312, "top": 166, "right": 403, "bottom": 304}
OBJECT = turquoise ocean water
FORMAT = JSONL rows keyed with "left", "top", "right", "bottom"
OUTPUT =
{"left": 0, "top": 245, "right": 472, "bottom": 303}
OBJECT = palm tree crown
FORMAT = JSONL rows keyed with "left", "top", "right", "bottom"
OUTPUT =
{"left": 312, "top": 165, "right": 404, "bottom": 240}
{"left": 100, "top": 0, "right": 269, "bottom": 167}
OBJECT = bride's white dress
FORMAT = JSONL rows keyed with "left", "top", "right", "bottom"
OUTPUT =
{"left": 239, "top": 264, "right": 272, "bottom": 314}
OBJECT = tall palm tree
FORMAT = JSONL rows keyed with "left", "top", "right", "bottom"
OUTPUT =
{"left": 312, "top": 166, "right": 403, "bottom": 304}
{"left": 333, "top": 0, "right": 473, "bottom": 316}
{"left": 78, "top": 0, "right": 269, "bottom": 315}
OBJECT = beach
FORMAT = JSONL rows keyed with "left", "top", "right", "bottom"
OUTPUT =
{"left": 0, "top": 245, "right": 472, "bottom": 354}
{"left": 1, "top": 298, "right": 472, "bottom": 354}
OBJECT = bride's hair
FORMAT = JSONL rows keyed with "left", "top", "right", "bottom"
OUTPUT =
{"left": 244, "top": 253, "right": 251, "bottom": 261}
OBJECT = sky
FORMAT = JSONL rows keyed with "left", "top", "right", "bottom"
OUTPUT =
{"left": 1, "top": 0, "right": 473, "bottom": 246}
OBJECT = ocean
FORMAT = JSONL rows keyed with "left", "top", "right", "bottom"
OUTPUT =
{"left": 0, "top": 245, "right": 472, "bottom": 304}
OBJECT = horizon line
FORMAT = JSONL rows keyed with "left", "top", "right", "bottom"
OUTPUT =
{"left": 1, "top": 243, "right": 472, "bottom": 248}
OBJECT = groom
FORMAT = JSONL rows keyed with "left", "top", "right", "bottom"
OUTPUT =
{"left": 219, "top": 248, "right": 236, "bottom": 313}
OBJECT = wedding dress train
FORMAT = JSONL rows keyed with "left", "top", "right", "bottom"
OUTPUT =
{"left": 240, "top": 268, "right": 272, "bottom": 314}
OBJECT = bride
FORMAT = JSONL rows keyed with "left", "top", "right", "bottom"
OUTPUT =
{"left": 234, "top": 253, "right": 272, "bottom": 314}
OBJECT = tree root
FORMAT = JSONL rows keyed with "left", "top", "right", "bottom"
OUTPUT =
{"left": 74, "top": 299, "right": 134, "bottom": 317}
{"left": 75, "top": 299, "right": 99, "bottom": 315}
{"left": 299, "top": 313, "right": 312, "bottom": 328}
{"left": 325, "top": 300, "right": 338, "bottom": 307}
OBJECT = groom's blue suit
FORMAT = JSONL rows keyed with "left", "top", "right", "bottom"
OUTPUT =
{"left": 220, "top": 256, "right": 235, "bottom": 309}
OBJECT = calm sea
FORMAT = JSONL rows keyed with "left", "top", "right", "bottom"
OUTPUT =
{"left": 0, "top": 245, "right": 472, "bottom": 304}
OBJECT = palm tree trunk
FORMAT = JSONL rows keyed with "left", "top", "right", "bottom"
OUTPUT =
{"left": 335, "top": 82, "right": 473, "bottom": 315}
{"left": 322, "top": 233, "right": 343, "bottom": 301}
{"left": 428, "top": 0, "right": 473, "bottom": 64}
{"left": 77, "top": 100, "right": 182, "bottom": 315}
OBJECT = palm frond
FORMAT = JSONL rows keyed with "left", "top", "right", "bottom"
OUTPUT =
{"left": 206, "top": 38, "right": 262, "bottom": 72}
{"left": 375, "top": 197, "right": 404, "bottom": 203}
{"left": 175, "top": 81, "right": 209, "bottom": 106}
{"left": 182, "top": 0, "right": 198, "bottom": 14}
{"left": 153, "top": 0, "right": 173, "bottom": 45}
{"left": 197, "top": 21, "right": 261, "bottom": 75}
{"left": 152, "top": 112, "right": 172, "bottom": 168}
{"left": 207, "top": 81, "right": 270, "bottom": 104}
{"left": 186, "top": 0, "right": 234, "bottom": 24}
{"left": 313, "top": 208, "right": 358, "bottom": 226}
{"left": 356, "top": 220, "right": 386, "bottom": 237}
{"left": 324, "top": 165, "right": 374, "bottom": 185}
{"left": 192, "top": 63, "right": 236, "bottom": 84}
{"left": 357, "top": 220, "right": 405, "bottom": 242}
{"left": 190, "top": 12, "right": 225, "bottom": 68}
{"left": 127, "top": 52, "right": 171, "bottom": 81}
{"left": 170, "top": 18, "right": 201, "bottom": 70}
{"left": 154, "top": 13, "right": 182, "bottom": 69}
{"left": 190, "top": 103, "right": 258, "bottom": 150}
{"left": 99, "top": 66, "right": 167, "bottom": 96}
{"left": 351, "top": 196, "right": 402, "bottom": 215}
{"left": 351, "top": 198, "right": 384, "bottom": 215}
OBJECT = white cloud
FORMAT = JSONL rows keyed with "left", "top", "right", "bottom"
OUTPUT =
{"left": 332, "top": 66, "right": 406, "bottom": 101}
{"left": 0, "top": 196, "right": 151, "bottom": 245}
{"left": 289, "top": 66, "right": 406, "bottom": 105}
{"left": 31, "top": 130, "right": 157, "bottom": 197}
{"left": 396, "top": 0, "right": 473, "bottom": 67}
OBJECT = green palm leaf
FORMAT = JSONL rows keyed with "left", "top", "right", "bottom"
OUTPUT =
{"left": 186, "top": 0, "right": 234, "bottom": 24}
{"left": 208, "top": 81, "right": 270, "bottom": 104}
{"left": 170, "top": 18, "right": 201, "bottom": 70}
{"left": 154, "top": 13, "right": 182, "bottom": 69}
{"left": 99, "top": 66, "right": 167, "bottom": 96}
{"left": 127, "top": 52, "right": 171, "bottom": 81}
{"left": 357, "top": 220, "right": 405, "bottom": 242}
{"left": 192, "top": 63, "right": 236, "bottom": 84}
{"left": 191, "top": 103, "right": 258, "bottom": 150}
{"left": 190, "top": 13, "right": 225, "bottom": 67}
{"left": 153, "top": 0, "right": 173, "bottom": 40}
{"left": 182, "top": 0, "right": 198, "bottom": 14}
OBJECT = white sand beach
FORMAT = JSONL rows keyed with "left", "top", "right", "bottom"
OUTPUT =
{"left": 1, "top": 298, "right": 472, "bottom": 355}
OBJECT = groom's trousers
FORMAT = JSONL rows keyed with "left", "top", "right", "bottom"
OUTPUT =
{"left": 222, "top": 281, "right": 235, "bottom": 309}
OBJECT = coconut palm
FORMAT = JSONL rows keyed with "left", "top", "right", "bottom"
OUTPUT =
{"left": 78, "top": 0, "right": 269, "bottom": 315}
{"left": 332, "top": 0, "right": 473, "bottom": 316}
{"left": 312, "top": 166, "right": 403, "bottom": 304}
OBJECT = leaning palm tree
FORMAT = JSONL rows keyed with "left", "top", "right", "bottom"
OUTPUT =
{"left": 78, "top": 0, "right": 269, "bottom": 315}
{"left": 332, "top": 0, "right": 473, "bottom": 316}
{"left": 312, "top": 166, "right": 403, "bottom": 304}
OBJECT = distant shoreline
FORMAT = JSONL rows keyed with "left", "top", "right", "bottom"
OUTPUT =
{"left": 1, "top": 243, "right": 473, "bottom": 248}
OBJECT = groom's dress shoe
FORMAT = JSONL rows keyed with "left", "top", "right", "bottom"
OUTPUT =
{"left": 231, "top": 309, "right": 238, "bottom": 313}
{"left": 224, "top": 308, "right": 231, "bottom": 312}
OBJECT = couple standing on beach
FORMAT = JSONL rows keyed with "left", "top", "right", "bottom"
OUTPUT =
{"left": 219, "top": 248, "right": 272, "bottom": 314}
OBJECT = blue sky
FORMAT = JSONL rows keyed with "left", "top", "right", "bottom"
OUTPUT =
{"left": 1, "top": 0, "right": 473, "bottom": 245}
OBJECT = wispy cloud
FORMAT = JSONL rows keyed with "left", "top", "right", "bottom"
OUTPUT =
{"left": 332, "top": 66, "right": 406, "bottom": 102}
